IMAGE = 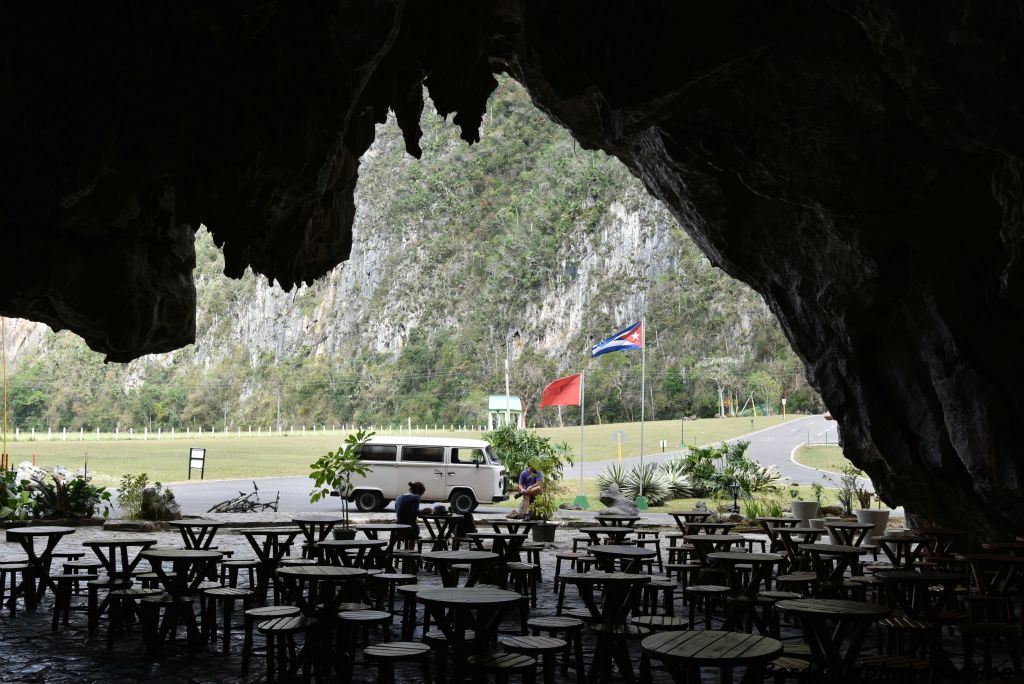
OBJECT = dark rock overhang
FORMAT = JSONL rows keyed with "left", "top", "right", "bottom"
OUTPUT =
{"left": 3, "top": 1, "right": 1023, "bottom": 535}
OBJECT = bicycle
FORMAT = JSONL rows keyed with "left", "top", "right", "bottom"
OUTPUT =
{"left": 207, "top": 481, "right": 280, "bottom": 513}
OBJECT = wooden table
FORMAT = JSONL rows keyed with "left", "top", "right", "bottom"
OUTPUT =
{"left": 418, "top": 587, "right": 524, "bottom": 680}
{"left": 239, "top": 527, "right": 302, "bottom": 602}
{"left": 421, "top": 550, "right": 498, "bottom": 587}
{"left": 756, "top": 517, "right": 800, "bottom": 553}
{"left": 800, "top": 543, "right": 865, "bottom": 594}
{"left": 641, "top": 630, "right": 782, "bottom": 684}
{"left": 955, "top": 554, "right": 1024, "bottom": 596}
{"left": 872, "top": 532, "right": 934, "bottom": 569}
{"left": 82, "top": 537, "right": 158, "bottom": 584}
{"left": 774, "top": 527, "right": 823, "bottom": 569}
{"left": 355, "top": 523, "right": 412, "bottom": 569}
{"left": 874, "top": 569, "right": 962, "bottom": 620}
{"left": 419, "top": 513, "right": 460, "bottom": 551}
{"left": 708, "top": 551, "right": 785, "bottom": 597}
{"left": 595, "top": 515, "right": 641, "bottom": 527}
{"left": 667, "top": 510, "right": 713, "bottom": 533}
{"left": 824, "top": 522, "right": 875, "bottom": 547}
{"left": 578, "top": 526, "right": 635, "bottom": 545}
{"left": 775, "top": 598, "right": 890, "bottom": 667}
{"left": 292, "top": 514, "right": 345, "bottom": 559}
{"left": 560, "top": 572, "right": 650, "bottom": 683}
{"left": 316, "top": 539, "right": 387, "bottom": 569}
{"left": 488, "top": 519, "right": 539, "bottom": 535}
{"left": 685, "top": 521, "right": 739, "bottom": 535}
{"left": 140, "top": 548, "right": 223, "bottom": 647}
{"left": 168, "top": 519, "right": 224, "bottom": 550}
{"left": 915, "top": 527, "right": 969, "bottom": 561}
{"left": 5, "top": 526, "right": 76, "bottom": 609}
{"left": 587, "top": 545, "right": 656, "bottom": 573}
{"left": 683, "top": 534, "right": 745, "bottom": 566}
{"left": 276, "top": 565, "right": 368, "bottom": 675}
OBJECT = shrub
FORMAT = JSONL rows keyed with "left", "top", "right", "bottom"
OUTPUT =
{"left": 659, "top": 459, "right": 694, "bottom": 500}
{"left": 623, "top": 463, "right": 672, "bottom": 507}
{"left": 117, "top": 473, "right": 150, "bottom": 519}
{"left": 596, "top": 462, "right": 628, "bottom": 492}
{"left": 27, "top": 467, "right": 110, "bottom": 519}
{"left": 0, "top": 471, "right": 35, "bottom": 521}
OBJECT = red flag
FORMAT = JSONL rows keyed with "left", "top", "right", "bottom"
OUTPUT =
{"left": 539, "top": 373, "right": 582, "bottom": 407}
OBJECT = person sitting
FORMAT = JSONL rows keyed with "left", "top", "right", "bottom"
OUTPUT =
{"left": 394, "top": 481, "right": 425, "bottom": 549}
{"left": 516, "top": 464, "right": 544, "bottom": 519}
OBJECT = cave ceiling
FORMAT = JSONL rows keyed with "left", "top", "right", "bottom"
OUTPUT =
{"left": 3, "top": 1, "right": 1023, "bottom": 535}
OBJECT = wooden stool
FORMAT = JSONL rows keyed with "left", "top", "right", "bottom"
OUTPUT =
{"left": 521, "top": 543, "right": 543, "bottom": 577}
{"left": 397, "top": 584, "right": 427, "bottom": 640}
{"left": 571, "top": 536, "right": 590, "bottom": 553}
{"left": 140, "top": 593, "right": 202, "bottom": 653}
{"left": 757, "top": 590, "right": 803, "bottom": 636}
{"left": 241, "top": 605, "right": 301, "bottom": 676}
{"left": 202, "top": 586, "right": 255, "bottom": 654}
{"left": 641, "top": 578, "right": 676, "bottom": 616}
{"left": 502, "top": 635, "right": 566, "bottom": 684}
{"left": 527, "top": 616, "right": 585, "bottom": 684}
{"left": 466, "top": 650, "right": 537, "bottom": 683}
{"left": 507, "top": 562, "right": 539, "bottom": 608}
{"left": 257, "top": 615, "right": 317, "bottom": 683}
{"left": 51, "top": 572, "right": 98, "bottom": 631}
{"left": 364, "top": 641, "right": 433, "bottom": 684}
{"left": 856, "top": 654, "right": 930, "bottom": 674}
{"left": 220, "top": 559, "right": 259, "bottom": 588}
{"left": 634, "top": 537, "right": 663, "bottom": 572}
{"left": 106, "top": 588, "right": 161, "bottom": 650}
{"left": 424, "top": 628, "right": 475, "bottom": 681}
{"left": 392, "top": 549, "right": 422, "bottom": 574}
{"left": 136, "top": 571, "right": 176, "bottom": 590}
{"left": 684, "top": 584, "right": 730, "bottom": 630}
{"left": 0, "top": 562, "right": 29, "bottom": 618}
{"left": 553, "top": 553, "right": 583, "bottom": 593}
{"left": 777, "top": 572, "right": 817, "bottom": 594}
{"left": 766, "top": 656, "right": 812, "bottom": 683}
{"left": 665, "top": 562, "right": 701, "bottom": 587}
{"left": 62, "top": 560, "right": 102, "bottom": 594}
{"left": 631, "top": 614, "right": 688, "bottom": 631}
{"left": 88, "top": 577, "right": 131, "bottom": 634}
{"left": 369, "top": 572, "right": 417, "bottom": 613}
{"left": 338, "top": 609, "right": 392, "bottom": 656}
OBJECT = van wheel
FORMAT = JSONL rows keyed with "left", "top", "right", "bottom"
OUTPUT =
{"left": 354, "top": 490, "right": 383, "bottom": 512}
{"left": 449, "top": 490, "right": 477, "bottom": 515}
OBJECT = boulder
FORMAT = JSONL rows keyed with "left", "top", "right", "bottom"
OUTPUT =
{"left": 139, "top": 483, "right": 181, "bottom": 521}
{"left": 598, "top": 485, "right": 639, "bottom": 517}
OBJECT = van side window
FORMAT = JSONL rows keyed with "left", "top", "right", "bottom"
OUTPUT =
{"left": 356, "top": 444, "right": 397, "bottom": 462}
{"left": 452, "top": 448, "right": 486, "bottom": 464}
{"left": 401, "top": 446, "right": 444, "bottom": 463}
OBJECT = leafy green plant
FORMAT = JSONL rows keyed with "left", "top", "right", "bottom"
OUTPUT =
{"left": 117, "top": 473, "right": 150, "bottom": 519}
{"left": 29, "top": 469, "right": 110, "bottom": 519}
{"left": 482, "top": 425, "right": 575, "bottom": 520}
{"left": 0, "top": 471, "right": 35, "bottom": 521}
{"left": 764, "top": 497, "right": 785, "bottom": 517}
{"left": 309, "top": 429, "right": 375, "bottom": 528}
{"left": 741, "top": 497, "right": 764, "bottom": 520}
{"left": 811, "top": 481, "right": 825, "bottom": 504}
{"left": 596, "top": 462, "right": 628, "bottom": 492}
{"left": 623, "top": 463, "right": 672, "bottom": 506}
{"left": 659, "top": 459, "right": 694, "bottom": 500}
{"left": 666, "top": 441, "right": 780, "bottom": 498}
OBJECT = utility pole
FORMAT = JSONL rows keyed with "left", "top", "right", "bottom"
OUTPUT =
{"left": 504, "top": 338, "right": 511, "bottom": 428}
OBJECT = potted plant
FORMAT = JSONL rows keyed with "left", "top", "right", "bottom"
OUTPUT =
{"left": 310, "top": 429, "right": 374, "bottom": 539}
{"left": 854, "top": 484, "right": 889, "bottom": 540}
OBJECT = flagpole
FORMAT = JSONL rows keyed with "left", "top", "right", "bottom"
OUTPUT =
{"left": 579, "top": 371, "right": 585, "bottom": 496}
{"left": 639, "top": 319, "right": 645, "bottom": 497}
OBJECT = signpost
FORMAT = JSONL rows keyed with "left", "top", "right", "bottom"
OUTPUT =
{"left": 188, "top": 447, "right": 206, "bottom": 480}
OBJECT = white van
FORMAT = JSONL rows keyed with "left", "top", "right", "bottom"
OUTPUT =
{"left": 345, "top": 436, "right": 509, "bottom": 514}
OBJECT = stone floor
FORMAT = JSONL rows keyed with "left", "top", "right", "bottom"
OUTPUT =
{"left": 0, "top": 517, "right": 1017, "bottom": 683}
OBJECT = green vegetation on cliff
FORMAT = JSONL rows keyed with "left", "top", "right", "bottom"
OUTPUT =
{"left": 5, "top": 79, "right": 819, "bottom": 431}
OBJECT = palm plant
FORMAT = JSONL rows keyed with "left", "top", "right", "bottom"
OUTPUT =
{"left": 659, "top": 459, "right": 694, "bottom": 500}
{"left": 623, "top": 463, "right": 672, "bottom": 506}
{"left": 596, "top": 462, "right": 628, "bottom": 492}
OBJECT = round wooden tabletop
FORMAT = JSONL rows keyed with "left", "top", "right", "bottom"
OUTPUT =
{"left": 240, "top": 527, "right": 301, "bottom": 536}
{"left": 559, "top": 572, "right": 650, "bottom": 585}
{"left": 82, "top": 538, "right": 157, "bottom": 547}
{"left": 667, "top": 511, "right": 713, "bottom": 517}
{"left": 276, "top": 565, "right": 366, "bottom": 580}
{"left": 708, "top": 552, "right": 784, "bottom": 564}
{"left": 874, "top": 569, "right": 962, "bottom": 583}
{"left": 757, "top": 517, "right": 800, "bottom": 523}
{"left": 775, "top": 598, "right": 891, "bottom": 618}
{"left": 825, "top": 522, "right": 875, "bottom": 529}
{"left": 168, "top": 520, "right": 224, "bottom": 527}
{"left": 873, "top": 532, "right": 933, "bottom": 541}
{"left": 642, "top": 630, "right": 782, "bottom": 665}
{"left": 355, "top": 524, "right": 412, "bottom": 531}
{"left": 6, "top": 526, "right": 76, "bottom": 536}
{"left": 779, "top": 527, "right": 822, "bottom": 535}
{"left": 420, "top": 550, "right": 497, "bottom": 563}
{"left": 799, "top": 543, "right": 864, "bottom": 555}
{"left": 683, "top": 534, "right": 745, "bottom": 543}
{"left": 578, "top": 527, "right": 634, "bottom": 535}
{"left": 418, "top": 586, "right": 522, "bottom": 606}
{"left": 468, "top": 532, "right": 528, "bottom": 539}
{"left": 140, "top": 548, "right": 223, "bottom": 561}
{"left": 292, "top": 514, "right": 345, "bottom": 523}
{"left": 586, "top": 545, "right": 656, "bottom": 558}
{"left": 316, "top": 539, "right": 386, "bottom": 549}
{"left": 595, "top": 515, "right": 641, "bottom": 522}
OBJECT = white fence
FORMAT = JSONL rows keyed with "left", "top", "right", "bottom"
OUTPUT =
{"left": 7, "top": 423, "right": 488, "bottom": 442}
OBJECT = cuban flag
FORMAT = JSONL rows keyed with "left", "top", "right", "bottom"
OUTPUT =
{"left": 591, "top": 321, "right": 644, "bottom": 357}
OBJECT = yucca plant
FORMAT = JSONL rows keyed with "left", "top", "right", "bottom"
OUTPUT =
{"left": 659, "top": 459, "right": 694, "bottom": 500}
{"left": 623, "top": 463, "right": 672, "bottom": 506}
{"left": 596, "top": 462, "right": 628, "bottom": 492}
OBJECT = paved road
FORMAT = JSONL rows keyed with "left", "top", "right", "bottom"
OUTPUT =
{"left": 169, "top": 414, "right": 845, "bottom": 515}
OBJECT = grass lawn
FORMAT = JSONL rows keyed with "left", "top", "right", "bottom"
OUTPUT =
{"left": 793, "top": 445, "right": 853, "bottom": 474}
{"left": 7, "top": 415, "right": 806, "bottom": 486}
